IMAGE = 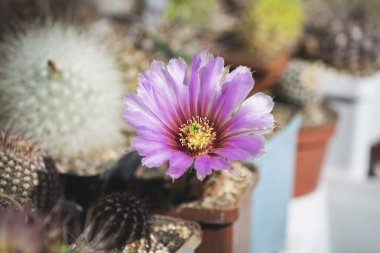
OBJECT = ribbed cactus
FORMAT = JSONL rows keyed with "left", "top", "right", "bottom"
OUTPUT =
{"left": 0, "top": 131, "right": 42, "bottom": 203}
{"left": 0, "top": 131, "right": 60, "bottom": 211}
{"left": 240, "top": 0, "right": 304, "bottom": 60}
{"left": 77, "top": 192, "right": 151, "bottom": 251}
{"left": 275, "top": 60, "right": 327, "bottom": 127}
{"left": 275, "top": 60, "right": 323, "bottom": 107}
{"left": 31, "top": 157, "right": 61, "bottom": 213}
{"left": 0, "top": 24, "right": 126, "bottom": 175}
{"left": 300, "top": 10, "right": 380, "bottom": 76}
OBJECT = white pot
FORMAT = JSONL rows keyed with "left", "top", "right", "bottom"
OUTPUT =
{"left": 316, "top": 68, "right": 380, "bottom": 181}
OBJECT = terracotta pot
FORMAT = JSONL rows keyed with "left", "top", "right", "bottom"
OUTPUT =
{"left": 131, "top": 163, "right": 258, "bottom": 253}
{"left": 222, "top": 52, "right": 290, "bottom": 94}
{"left": 294, "top": 122, "right": 336, "bottom": 197}
{"left": 156, "top": 186, "right": 254, "bottom": 253}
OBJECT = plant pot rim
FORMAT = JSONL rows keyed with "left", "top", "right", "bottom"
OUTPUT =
{"left": 222, "top": 50, "right": 291, "bottom": 69}
{"left": 300, "top": 106, "right": 338, "bottom": 131}
{"left": 152, "top": 163, "right": 258, "bottom": 225}
{"left": 298, "top": 107, "right": 338, "bottom": 148}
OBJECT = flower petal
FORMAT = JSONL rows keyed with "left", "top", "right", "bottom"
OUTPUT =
{"left": 134, "top": 126, "right": 177, "bottom": 147}
{"left": 194, "top": 156, "right": 213, "bottom": 180}
{"left": 194, "top": 155, "right": 231, "bottom": 180}
{"left": 198, "top": 56, "right": 224, "bottom": 116}
{"left": 123, "top": 94, "right": 177, "bottom": 138}
{"left": 138, "top": 61, "right": 186, "bottom": 127}
{"left": 211, "top": 66, "right": 254, "bottom": 126}
{"left": 189, "top": 51, "right": 220, "bottom": 116}
{"left": 142, "top": 149, "right": 175, "bottom": 168}
{"left": 167, "top": 58, "right": 187, "bottom": 86}
{"left": 166, "top": 152, "right": 194, "bottom": 180}
{"left": 222, "top": 93, "right": 274, "bottom": 138}
{"left": 132, "top": 137, "right": 171, "bottom": 156}
{"left": 216, "top": 135, "right": 265, "bottom": 161}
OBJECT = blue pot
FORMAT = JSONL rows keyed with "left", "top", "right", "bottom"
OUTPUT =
{"left": 250, "top": 114, "right": 302, "bottom": 253}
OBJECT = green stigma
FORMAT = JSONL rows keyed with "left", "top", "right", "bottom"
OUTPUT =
{"left": 189, "top": 123, "right": 201, "bottom": 134}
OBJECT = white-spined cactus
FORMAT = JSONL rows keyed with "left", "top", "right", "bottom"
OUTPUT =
{"left": 0, "top": 24, "right": 126, "bottom": 175}
{"left": 275, "top": 60, "right": 328, "bottom": 127}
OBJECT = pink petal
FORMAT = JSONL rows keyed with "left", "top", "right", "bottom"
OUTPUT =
{"left": 189, "top": 51, "right": 213, "bottom": 116}
{"left": 211, "top": 66, "right": 254, "bottom": 127}
{"left": 138, "top": 61, "right": 187, "bottom": 127}
{"left": 167, "top": 58, "right": 187, "bottom": 86}
{"left": 216, "top": 135, "right": 265, "bottom": 161}
{"left": 123, "top": 95, "right": 176, "bottom": 137}
{"left": 198, "top": 56, "right": 224, "bottom": 116}
{"left": 142, "top": 149, "right": 175, "bottom": 168}
{"left": 194, "top": 155, "right": 231, "bottom": 180}
{"left": 221, "top": 93, "right": 274, "bottom": 138}
{"left": 166, "top": 152, "right": 194, "bottom": 180}
{"left": 132, "top": 137, "right": 171, "bottom": 156}
{"left": 134, "top": 126, "right": 177, "bottom": 147}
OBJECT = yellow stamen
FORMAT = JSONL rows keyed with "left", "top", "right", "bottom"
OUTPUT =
{"left": 179, "top": 116, "right": 216, "bottom": 151}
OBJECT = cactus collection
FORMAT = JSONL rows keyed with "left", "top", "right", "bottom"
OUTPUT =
{"left": 0, "top": 23, "right": 126, "bottom": 175}
{"left": 239, "top": 0, "right": 304, "bottom": 60}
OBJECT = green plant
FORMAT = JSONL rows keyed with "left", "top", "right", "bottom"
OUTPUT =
{"left": 275, "top": 60, "right": 328, "bottom": 127}
{"left": 240, "top": 0, "right": 304, "bottom": 60}
{"left": 0, "top": 24, "right": 126, "bottom": 175}
{"left": 166, "top": 0, "right": 216, "bottom": 28}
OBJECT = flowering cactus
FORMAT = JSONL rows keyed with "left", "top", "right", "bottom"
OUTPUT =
{"left": 123, "top": 51, "right": 274, "bottom": 180}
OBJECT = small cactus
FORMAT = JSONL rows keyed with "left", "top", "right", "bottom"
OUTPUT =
{"left": 0, "top": 131, "right": 42, "bottom": 203}
{"left": 0, "top": 23, "right": 126, "bottom": 175}
{"left": 31, "top": 157, "right": 61, "bottom": 213}
{"left": 239, "top": 0, "right": 304, "bottom": 60}
{"left": 77, "top": 192, "right": 151, "bottom": 252}
{"left": 275, "top": 60, "right": 323, "bottom": 107}
{"left": 299, "top": 10, "right": 380, "bottom": 76}
{"left": 0, "top": 131, "right": 60, "bottom": 212}
{"left": 275, "top": 60, "right": 327, "bottom": 127}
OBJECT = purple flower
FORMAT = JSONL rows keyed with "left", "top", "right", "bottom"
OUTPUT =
{"left": 123, "top": 51, "right": 274, "bottom": 180}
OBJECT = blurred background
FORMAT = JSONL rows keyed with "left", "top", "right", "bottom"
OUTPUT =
{"left": 1, "top": 0, "right": 380, "bottom": 252}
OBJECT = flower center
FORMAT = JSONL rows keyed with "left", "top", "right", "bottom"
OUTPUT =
{"left": 179, "top": 116, "right": 216, "bottom": 151}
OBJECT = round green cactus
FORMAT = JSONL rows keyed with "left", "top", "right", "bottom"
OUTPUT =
{"left": 240, "top": 0, "right": 304, "bottom": 60}
{"left": 166, "top": 0, "right": 216, "bottom": 28}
